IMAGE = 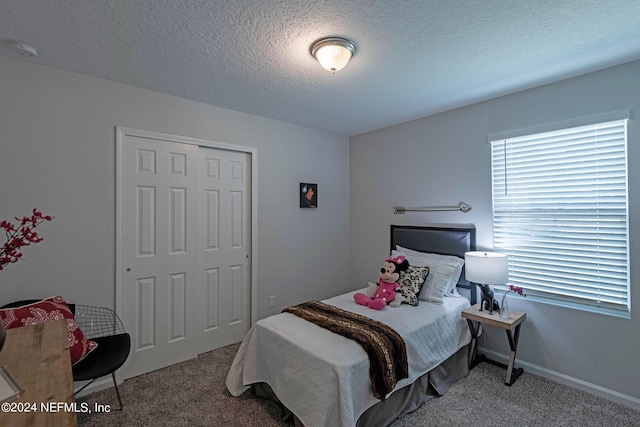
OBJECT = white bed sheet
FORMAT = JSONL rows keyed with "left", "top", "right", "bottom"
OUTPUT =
{"left": 226, "top": 289, "right": 471, "bottom": 427}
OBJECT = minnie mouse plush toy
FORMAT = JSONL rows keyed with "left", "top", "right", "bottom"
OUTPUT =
{"left": 354, "top": 255, "right": 409, "bottom": 310}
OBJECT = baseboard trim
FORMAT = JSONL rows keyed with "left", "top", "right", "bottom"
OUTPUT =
{"left": 479, "top": 347, "right": 640, "bottom": 411}
{"left": 74, "top": 376, "right": 115, "bottom": 399}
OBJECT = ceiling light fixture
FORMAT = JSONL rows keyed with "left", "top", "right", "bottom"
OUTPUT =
{"left": 7, "top": 40, "right": 38, "bottom": 57}
{"left": 310, "top": 37, "right": 356, "bottom": 74}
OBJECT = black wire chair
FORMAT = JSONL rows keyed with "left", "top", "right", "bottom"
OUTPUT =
{"left": 72, "top": 304, "right": 130, "bottom": 411}
{"left": 0, "top": 300, "right": 130, "bottom": 410}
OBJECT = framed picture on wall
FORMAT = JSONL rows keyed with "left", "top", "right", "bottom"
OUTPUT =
{"left": 300, "top": 183, "right": 317, "bottom": 208}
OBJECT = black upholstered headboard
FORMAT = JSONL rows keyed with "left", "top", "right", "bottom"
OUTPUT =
{"left": 390, "top": 224, "right": 477, "bottom": 304}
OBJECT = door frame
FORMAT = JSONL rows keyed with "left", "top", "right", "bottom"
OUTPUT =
{"left": 115, "top": 126, "right": 258, "bottom": 342}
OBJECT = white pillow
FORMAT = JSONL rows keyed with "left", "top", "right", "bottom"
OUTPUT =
{"left": 392, "top": 251, "right": 451, "bottom": 303}
{"left": 393, "top": 246, "right": 465, "bottom": 299}
{"left": 421, "top": 259, "right": 457, "bottom": 303}
{"left": 395, "top": 245, "right": 465, "bottom": 268}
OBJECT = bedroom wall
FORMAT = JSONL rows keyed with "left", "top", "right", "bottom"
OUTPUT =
{"left": 350, "top": 59, "right": 640, "bottom": 409}
{"left": 0, "top": 55, "right": 350, "bottom": 322}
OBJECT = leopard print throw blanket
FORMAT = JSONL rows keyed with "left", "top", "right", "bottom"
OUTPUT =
{"left": 283, "top": 300, "right": 408, "bottom": 400}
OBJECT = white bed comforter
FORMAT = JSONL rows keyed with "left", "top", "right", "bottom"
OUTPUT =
{"left": 226, "top": 289, "right": 471, "bottom": 427}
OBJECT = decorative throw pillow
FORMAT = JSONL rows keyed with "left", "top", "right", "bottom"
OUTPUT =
{"left": 0, "top": 296, "right": 98, "bottom": 365}
{"left": 397, "top": 266, "right": 430, "bottom": 306}
{"left": 392, "top": 249, "right": 465, "bottom": 300}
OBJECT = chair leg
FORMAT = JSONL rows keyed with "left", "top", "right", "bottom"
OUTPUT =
{"left": 111, "top": 372, "right": 123, "bottom": 411}
{"left": 75, "top": 375, "right": 124, "bottom": 411}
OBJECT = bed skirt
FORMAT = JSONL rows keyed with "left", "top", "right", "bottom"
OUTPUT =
{"left": 252, "top": 343, "right": 470, "bottom": 427}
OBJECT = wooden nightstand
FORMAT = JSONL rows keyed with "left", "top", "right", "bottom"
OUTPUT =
{"left": 461, "top": 303, "right": 526, "bottom": 386}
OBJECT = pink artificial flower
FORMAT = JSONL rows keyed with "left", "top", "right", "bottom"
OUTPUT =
{"left": 508, "top": 284, "right": 525, "bottom": 296}
{"left": 0, "top": 209, "right": 54, "bottom": 271}
{"left": 0, "top": 220, "right": 14, "bottom": 232}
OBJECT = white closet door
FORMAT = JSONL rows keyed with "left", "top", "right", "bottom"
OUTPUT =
{"left": 121, "top": 135, "right": 199, "bottom": 378}
{"left": 197, "top": 147, "right": 251, "bottom": 354}
{"left": 119, "top": 132, "right": 251, "bottom": 379}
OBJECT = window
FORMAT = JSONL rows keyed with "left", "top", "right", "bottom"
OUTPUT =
{"left": 489, "top": 113, "right": 630, "bottom": 317}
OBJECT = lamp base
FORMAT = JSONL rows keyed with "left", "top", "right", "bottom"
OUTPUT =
{"left": 478, "top": 283, "right": 500, "bottom": 315}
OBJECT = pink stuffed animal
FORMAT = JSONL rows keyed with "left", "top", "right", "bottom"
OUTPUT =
{"left": 354, "top": 255, "right": 409, "bottom": 310}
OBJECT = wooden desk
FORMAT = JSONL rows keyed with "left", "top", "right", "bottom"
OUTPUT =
{"left": 462, "top": 303, "right": 526, "bottom": 386}
{"left": 0, "top": 320, "right": 78, "bottom": 427}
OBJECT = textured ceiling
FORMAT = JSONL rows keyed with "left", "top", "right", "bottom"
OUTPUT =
{"left": 2, "top": 0, "right": 640, "bottom": 136}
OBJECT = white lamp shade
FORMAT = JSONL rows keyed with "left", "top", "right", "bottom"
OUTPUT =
{"left": 314, "top": 44, "right": 353, "bottom": 72}
{"left": 464, "top": 251, "right": 508, "bottom": 285}
{"left": 311, "top": 37, "right": 356, "bottom": 73}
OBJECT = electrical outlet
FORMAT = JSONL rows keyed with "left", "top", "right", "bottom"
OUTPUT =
{"left": 269, "top": 295, "right": 276, "bottom": 308}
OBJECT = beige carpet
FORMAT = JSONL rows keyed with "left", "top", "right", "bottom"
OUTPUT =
{"left": 78, "top": 343, "right": 640, "bottom": 427}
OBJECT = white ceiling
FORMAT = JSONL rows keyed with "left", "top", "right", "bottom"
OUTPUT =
{"left": 2, "top": 0, "right": 640, "bottom": 136}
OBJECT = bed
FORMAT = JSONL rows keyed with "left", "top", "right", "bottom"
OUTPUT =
{"left": 226, "top": 224, "right": 477, "bottom": 427}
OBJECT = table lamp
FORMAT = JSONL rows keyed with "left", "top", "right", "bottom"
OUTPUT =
{"left": 464, "top": 251, "right": 508, "bottom": 314}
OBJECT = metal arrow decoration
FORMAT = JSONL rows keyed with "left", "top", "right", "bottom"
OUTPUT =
{"left": 393, "top": 201, "right": 472, "bottom": 215}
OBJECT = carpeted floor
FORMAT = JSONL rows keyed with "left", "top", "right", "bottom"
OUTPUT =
{"left": 77, "top": 343, "right": 640, "bottom": 427}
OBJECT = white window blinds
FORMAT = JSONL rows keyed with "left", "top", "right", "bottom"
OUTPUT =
{"left": 490, "top": 118, "right": 630, "bottom": 315}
